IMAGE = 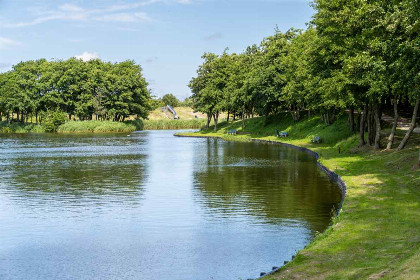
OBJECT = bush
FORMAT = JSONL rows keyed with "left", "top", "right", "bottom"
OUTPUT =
{"left": 43, "top": 111, "right": 67, "bottom": 132}
{"left": 162, "top": 93, "right": 180, "bottom": 108}
{"left": 126, "top": 119, "right": 144, "bottom": 130}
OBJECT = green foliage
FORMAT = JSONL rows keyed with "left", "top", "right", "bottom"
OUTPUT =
{"left": 0, "top": 58, "right": 151, "bottom": 124}
{"left": 43, "top": 111, "right": 67, "bottom": 132}
{"left": 188, "top": 0, "right": 419, "bottom": 148}
{"left": 126, "top": 119, "right": 144, "bottom": 131}
{"left": 161, "top": 93, "right": 180, "bottom": 108}
{"left": 56, "top": 120, "right": 136, "bottom": 133}
{"left": 180, "top": 97, "right": 193, "bottom": 107}
{"left": 148, "top": 98, "right": 165, "bottom": 110}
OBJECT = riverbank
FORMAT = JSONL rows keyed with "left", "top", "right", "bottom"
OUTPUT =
{"left": 0, "top": 118, "right": 207, "bottom": 134}
{"left": 177, "top": 114, "right": 420, "bottom": 279}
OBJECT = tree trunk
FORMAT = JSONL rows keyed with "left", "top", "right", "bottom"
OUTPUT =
{"left": 358, "top": 104, "right": 367, "bottom": 146}
{"left": 206, "top": 114, "right": 211, "bottom": 129}
{"left": 213, "top": 113, "right": 219, "bottom": 132}
{"left": 367, "top": 104, "right": 375, "bottom": 146}
{"left": 374, "top": 103, "right": 381, "bottom": 150}
{"left": 386, "top": 96, "right": 399, "bottom": 150}
{"left": 349, "top": 107, "right": 355, "bottom": 133}
{"left": 226, "top": 110, "right": 230, "bottom": 122}
{"left": 242, "top": 106, "right": 245, "bottom": 129}
{"left": 397, "top": 97, "right": 420, "bottom": 151}
{"left": 36, "top": 112, "right": 38, "bottom": 125}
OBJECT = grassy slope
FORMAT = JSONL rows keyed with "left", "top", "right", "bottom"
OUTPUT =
{"left": 145, "top": 107, "right": 208, "bottom": 130}
{"left": 148, "top": 106, "right": 227, "bottom": 120}
{"left": 178, "top": 113, "right": 420, "bottom": 280}
{"left": 148, "top": 106, "right": 207, "bottom": 120}
{"left": 144, "top": 107, "right": 227, "bottom": 130}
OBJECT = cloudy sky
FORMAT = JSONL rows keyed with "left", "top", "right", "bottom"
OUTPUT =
{"left": 0, "top": 0, "right": 313, "bottom": 100}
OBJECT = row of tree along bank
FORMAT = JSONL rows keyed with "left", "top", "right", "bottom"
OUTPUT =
{"left": 189, "top": 0, "right": 419, "bottom": 151}
{"left": 0, "top": 58, "right": 151, "bottom": 126}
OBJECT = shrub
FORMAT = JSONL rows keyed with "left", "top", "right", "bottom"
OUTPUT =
{"left": 43, "top": 111, "right": 67, "bottom": 132}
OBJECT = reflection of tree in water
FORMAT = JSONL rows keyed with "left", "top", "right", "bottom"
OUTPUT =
{"left": 193, "top": 139, "right": 342, "bottom": 233}
{"left": 0, "top": 133, "right": 148, "bottom": 203}
{"left": 4, "top": 153, "right": 147, "bottom": 205}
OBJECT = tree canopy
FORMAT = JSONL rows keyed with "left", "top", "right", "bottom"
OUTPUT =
{"left": 189, "top": 0, "right": 419, "bottom": 148}
{"left": 0, "top": 58, "right": 151, "bottom": 123}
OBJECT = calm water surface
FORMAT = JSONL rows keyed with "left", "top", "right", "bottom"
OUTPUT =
{"left": 0, "top": 130, "right": 341, "bottom": 280}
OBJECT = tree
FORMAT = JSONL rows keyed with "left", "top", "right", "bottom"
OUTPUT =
{"left": 0, "top": 58, "right": 152, "bottom": 124}
{"left": 162, "top": 93, "right": 180, "bottom": 108}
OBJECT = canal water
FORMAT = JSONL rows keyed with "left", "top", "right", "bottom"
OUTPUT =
{"left": 0, "top": 130, "right": 341, "bottom": 280}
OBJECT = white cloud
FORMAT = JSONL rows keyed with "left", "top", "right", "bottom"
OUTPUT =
{"left": 75, "top": 51, "right": 99, "bottom": 61}
{"left": 94, "top": 12, "right": 152, "bottom": 22}
{"left": 59, "top": 3, "right": 85, "bottom": 13}
{"left": 1, "top": 1, "right": 191, "bottom": 28}
{"left": 0, "top": 37, "right": 21, "bottom": 49}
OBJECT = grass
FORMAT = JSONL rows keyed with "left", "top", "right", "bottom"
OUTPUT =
{"left": 147, "top": 106, "right": 227, "bottom": 121}
{"left": 177, "top": 113, "right": 420, "bottom": 280}
{"left": 0, "top": 117, "right": 206, "bottom": 133}
{"left": 143, "top": 118, "right": 207, "bottom": 130}
{"left": 0, "top": 107, "right": 215, "bottom": 133}
{"left": 144, "top": 106, "right": 221, "bottom": 130}
{"left": 147, "top": 106, "right": 206, "bottom": 120}
{"left": 0, "top": 121, "right": 45, "bottom": 133}
{"left": 57, "top": 120, "right": 137, "bottom": 133}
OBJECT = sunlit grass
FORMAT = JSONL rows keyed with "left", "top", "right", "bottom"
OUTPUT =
{"left": 143, "top": 119, "right": 207, "bottom": 130}
{"left": 57, "top": 121, "right": 136, "bottom": 133}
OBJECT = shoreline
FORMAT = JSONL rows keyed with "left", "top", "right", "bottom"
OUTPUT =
{"left": 175, "top": 133, "right": 347, "bottom": 278}
{"left": 0, "top": 119, "right": 205, "bottom": 134}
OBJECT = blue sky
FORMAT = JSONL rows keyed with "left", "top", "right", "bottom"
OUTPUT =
{"left": 0, "top": 0, "right": 313, "bottom": 100}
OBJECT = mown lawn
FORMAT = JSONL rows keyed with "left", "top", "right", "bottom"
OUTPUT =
{"left": 178, "top": 114, "right": 420, "bottom": 280}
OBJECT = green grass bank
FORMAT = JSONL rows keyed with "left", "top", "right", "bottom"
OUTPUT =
{"left": 177, "top": 114, "right": 420, "bottom": 280}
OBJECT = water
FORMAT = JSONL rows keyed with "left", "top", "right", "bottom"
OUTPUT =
{"left": 0, "top": 130, "right": 342, "bottom": 280}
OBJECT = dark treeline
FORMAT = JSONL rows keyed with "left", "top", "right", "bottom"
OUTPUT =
{"left": 0, "top": 58, "right": 151, "bottom": 123}
{"left": 189, "top": 0, "right": 419, "bottom": 150}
